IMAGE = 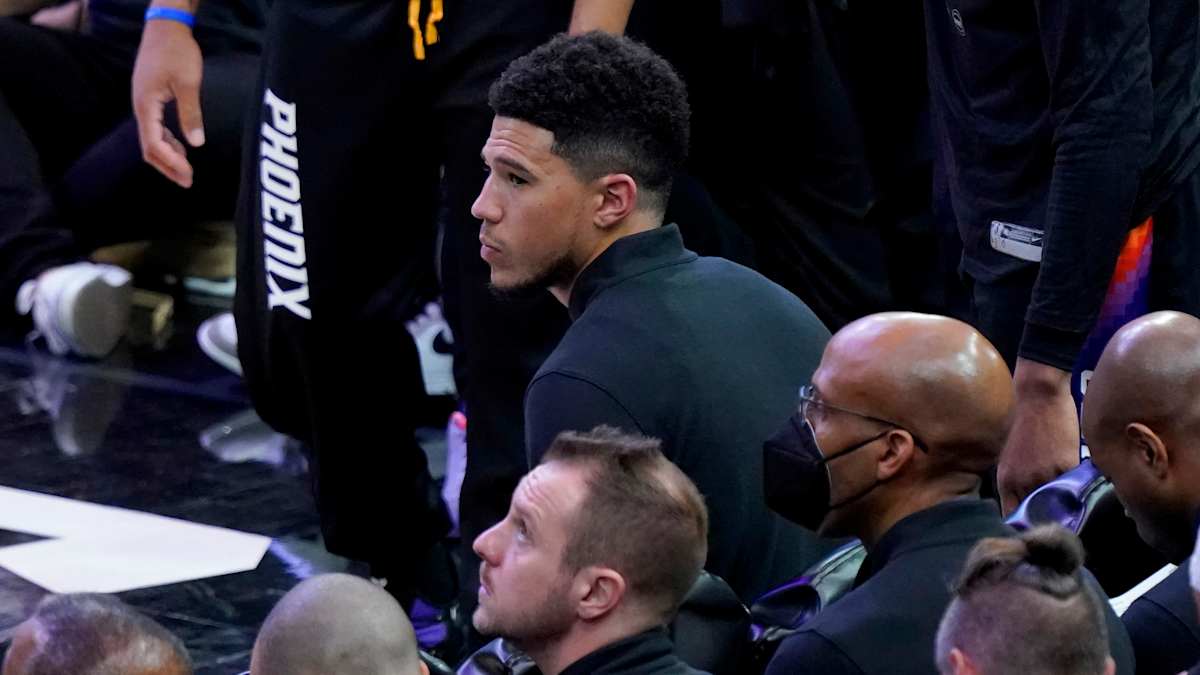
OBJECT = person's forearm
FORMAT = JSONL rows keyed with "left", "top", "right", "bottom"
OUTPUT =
{"left": 569, "top": 0, "right": 635, "bottom": 35}
{"left": 1021, "top": 0, "right": 1152, "bottom": 369}
{"left": 1019, "top": 136, "right": 1145, "bottom": 371}
{"left": 0, "top": 0, "right": 59, "bottom": 17}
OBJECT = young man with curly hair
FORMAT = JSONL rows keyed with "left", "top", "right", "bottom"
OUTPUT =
{"left": 473, "top": 31, "right": 834, "bottom": 602}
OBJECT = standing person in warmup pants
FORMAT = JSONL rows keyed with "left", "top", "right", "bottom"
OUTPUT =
{"left": 131, "top": 0, "right": 636, "bottom": 610}
{"left": 924, "top": 0, "right": 1200, "bottom": 510}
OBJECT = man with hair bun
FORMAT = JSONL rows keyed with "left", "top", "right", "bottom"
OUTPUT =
{"left": 935, "top": 525, "right": 1115, "bottom": 675}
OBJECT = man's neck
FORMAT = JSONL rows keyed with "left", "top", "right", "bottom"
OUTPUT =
{"left": 859, "top": 481, "right": 980, "bottom": 550}
{"left": 550, "top": 215, "right": 661, "bottom": 306}
{"left": 524, "top": 618, "right": 658, "bottom": 675}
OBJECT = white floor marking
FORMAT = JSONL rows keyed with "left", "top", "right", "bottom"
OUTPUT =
{"left": 0, "top": 486, "right": 270, "bottom": 593}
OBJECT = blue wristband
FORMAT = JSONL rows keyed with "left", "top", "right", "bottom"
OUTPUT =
{"left": 144, "top": 7, "right": 195, "bottom": 28}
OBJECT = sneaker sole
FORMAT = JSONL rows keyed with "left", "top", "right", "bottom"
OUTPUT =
{"left": 197, "top": 316, "right": 243, "bottom": 375}
{"left": 58, "top": 272, "right": 133, "bottom": 358}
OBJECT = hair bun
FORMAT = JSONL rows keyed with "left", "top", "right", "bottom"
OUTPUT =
{"left": 1021, "top": 525, "right": 1085, "bottom": 576}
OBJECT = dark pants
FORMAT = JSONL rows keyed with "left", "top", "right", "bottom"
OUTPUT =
{"left": 970, "top": 166, "right": 1200, "bottom": 371}
{"left": 233, "top": 0, "right": 571, "bottom": 600}
{"left": 0, "top": 19, "right": 256, "bottom": 314}
{"left": 708, "top": 0, "right": 946, "bottom": 331}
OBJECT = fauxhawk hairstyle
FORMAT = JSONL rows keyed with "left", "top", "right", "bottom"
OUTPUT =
{"left": 542, "top": 426, "right": 708, "bottom": 623}
{"left": 935, "top": 525, "right": 1112, "bottom": 675}
{"left": 488, "top": 31, "right": 690, "bottom": 214}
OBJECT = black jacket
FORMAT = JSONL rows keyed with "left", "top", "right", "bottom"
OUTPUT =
{"left": 560, "top": 630, "right": 709, "bottom": 675}
{"left": 525, "top": 225, "right": 833, "bottom": 601}
{"left": 765, "top": 499, "right": 1136, "bottom": 675}
{"left": 1123, "top": 562, "right": 1200, "bottom": 675}
{"left": 926, "top": 0, "right": 1200, "bottom": 369}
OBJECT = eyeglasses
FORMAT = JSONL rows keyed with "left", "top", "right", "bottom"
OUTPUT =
{"left": 798, "top": 384, "right": 929, "bottom": 452}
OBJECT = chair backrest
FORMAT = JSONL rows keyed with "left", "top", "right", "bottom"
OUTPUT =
{"left": 669, "top": 571, "right": 751, "bottom": 675}
{"left": 747, "top": 540, "right": 867, "bottom": 671}
{"left": 1006, "top": 459, "right": 1166, "bottom": 595}
{"left": 456, "top": 638, "right": 540, "bottom": 675}
{"left": 423, "top": 650, "right": 457, "bottom": 675}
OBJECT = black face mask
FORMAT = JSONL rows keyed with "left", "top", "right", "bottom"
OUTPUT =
{"left": 763, "top": 412, "right": 890, "bottom": 531}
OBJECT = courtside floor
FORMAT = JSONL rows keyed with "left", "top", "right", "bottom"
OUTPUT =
{"left": 0, "top": 297, "right": 349, "bottom": 674}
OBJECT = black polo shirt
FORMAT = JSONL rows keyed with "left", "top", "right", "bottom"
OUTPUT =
{"left": 559, "top": 629, "right": 708, "bottom": 675}
{"left": 765, "top": 499, "right": 1136, "bottom": 675}
{"left": 525, "top": 224, "right": 833, "bottom": 602}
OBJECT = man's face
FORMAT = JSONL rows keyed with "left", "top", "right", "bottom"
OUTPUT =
{"left": 806, "top": 351, "right": 891, "bottom": 538}
{"left": 472, "top": 116, "right": 596, "bottom": 295}
{"left": 1087, "top": 427, "right": 1197, "bottom": 562}
{"left": 472, "top": 461, "right": 589, "bottom": 643}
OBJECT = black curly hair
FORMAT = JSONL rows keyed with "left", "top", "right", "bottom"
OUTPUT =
{"left": 488, "top": 31, "right": 690, "bottom": 214}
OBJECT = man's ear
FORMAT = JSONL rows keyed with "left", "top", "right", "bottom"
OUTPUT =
{"left": 1126, "top": 422, "right": 1170, "bottom": 480}
{"left": 948, "top": 648, "right": 979, "bottom": 675}
{"left": 576, "top": 566, "right": 627, "bottom": 621}
{"left": 594, "top": 174, "right": 638, "bottom": 229}
{"left": 876, "top": 429, "right": 917, "bottom": 482}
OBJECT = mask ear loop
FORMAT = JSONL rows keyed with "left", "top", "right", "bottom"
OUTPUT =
{"left": 820, "top": 428, "right": 897, "bottom": 512}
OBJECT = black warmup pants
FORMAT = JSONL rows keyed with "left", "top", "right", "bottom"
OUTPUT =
{"left": 0, "top": 18, "right": 256, "bottom": 314}
{"left": 710, "top": 0, "right": 950, "bottom": 331}
{"left": 969, "top": 166, "right": 1200, "bottom": 370}
{"left": 233, "top": 0, "right": 571, "bottom": 596}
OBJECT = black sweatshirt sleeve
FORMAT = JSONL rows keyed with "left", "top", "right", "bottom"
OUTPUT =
{"left": 524, "top": 372, "right": 644, "bottom": 464}
{"left": 1019, "top": 0, "right": 1153, "bottom": 370}
{"left": 765, "top": 632, "right": 865, "bottom": 675}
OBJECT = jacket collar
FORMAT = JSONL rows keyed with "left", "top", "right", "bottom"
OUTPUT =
{"left": 855, "top": 498, "right": 1007, "bottom": 587}
{"left": 567, "top": 224, "right": 696, "bottom": 321}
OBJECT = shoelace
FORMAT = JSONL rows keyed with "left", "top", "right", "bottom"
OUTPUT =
{"left": 16, "top": 277, "right": 71, "bottom": 356}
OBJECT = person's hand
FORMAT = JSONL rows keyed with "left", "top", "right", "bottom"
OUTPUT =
{"left": 998, "top": 358, "right": 1081, "bottom": 514}
{"left": 132, "top": 13, "right": 204, "bottom": 188}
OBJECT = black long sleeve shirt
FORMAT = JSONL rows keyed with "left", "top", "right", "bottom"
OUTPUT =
{"left": 524, "top": 225, "right": 835, "bottom": 602}
{"left": 764, "top": 499, "right": 1136, "bottom": 675}
{"left": 926, "top": 0, "right": 1200, "bottom": 369}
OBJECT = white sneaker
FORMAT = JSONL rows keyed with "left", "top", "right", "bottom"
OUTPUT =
{"left": 405, "top": 302, "right": 456, "bottom": 396}
{"left": 197, "top": 311, "right": 242, "bottom": 375}
{"left": 15, "top": 262, "right": 132, "bottom": 358}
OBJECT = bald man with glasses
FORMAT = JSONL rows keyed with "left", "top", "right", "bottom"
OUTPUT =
{"left": 762, "top": 312, "right": 1134, "bottom": 675}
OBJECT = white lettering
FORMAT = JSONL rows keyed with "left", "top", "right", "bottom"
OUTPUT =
{"left": 259, "top": 89, "right": 310, "bottom": 320}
